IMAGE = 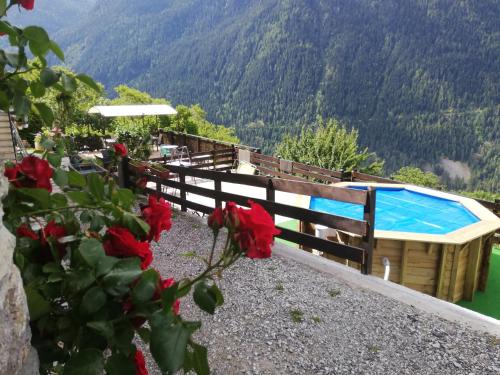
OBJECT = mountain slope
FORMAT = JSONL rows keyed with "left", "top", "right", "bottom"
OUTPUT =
{"left": 32, "top": 0, "right": 500, "bottom": 190}
{"left": 9, "top": 0, "right": 96, "bottom": 35}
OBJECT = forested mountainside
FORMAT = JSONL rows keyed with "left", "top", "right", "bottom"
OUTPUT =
{"left": 8, "top": 0, "right": 96, "bottom": 34}
{"left": 40, "top": 0, "right": 500, "bottom": 191}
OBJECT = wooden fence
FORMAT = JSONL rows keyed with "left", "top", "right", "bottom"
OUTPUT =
{"left": 161, "top": 130, "right": 258, "bottom": 154}
{"left": 120, "top": 157, "right": 377, "bottom": 274}
{"left": 150, "top": 147, "right": 236, "bottom": 172}
{"left": 154, "top": 131, "right": 500, "bottom": 220}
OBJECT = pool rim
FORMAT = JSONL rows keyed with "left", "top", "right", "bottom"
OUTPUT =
{"left": 302, "top": 182, "right": 500, "bottom": 245}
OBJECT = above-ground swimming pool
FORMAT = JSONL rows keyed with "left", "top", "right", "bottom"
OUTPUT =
{"left": 302, "top": 183, "right": 500, "bottom": 302}
{"left": 310, "top": 187, "right": 479, "bottom": 235}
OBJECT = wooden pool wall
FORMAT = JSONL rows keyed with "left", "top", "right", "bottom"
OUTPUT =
{"left": 312, "top": 227, "right": 496, "bottom": 302}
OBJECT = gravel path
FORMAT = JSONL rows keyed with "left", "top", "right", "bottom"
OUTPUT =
{"left": 144, "top": 211, "right": 500, "bottom": 375}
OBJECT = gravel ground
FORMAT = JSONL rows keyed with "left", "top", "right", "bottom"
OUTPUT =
{"left": 143, "top": 211, "right": 500, "bottom": 375}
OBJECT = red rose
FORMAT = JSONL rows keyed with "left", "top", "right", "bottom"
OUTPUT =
{"left": 134, "top": 350, "right": 148, "bottom": 375}
{"left": 141, "top": 195, "right": 172, "bottom": 242}
{"left": 4, "top": 164, "right": 21, "bottom": 187}
{"left": 104, "top": 226, "right": 152, "bottom": 269}
{"left": 5, "top": 156, "right": 53, "bottom": 191}
{"left": 16, "top": 223, "right": 39, "bottom": 240}
{"left": 233, "top": 201, "right": 280, "bottom": 259}
{"left": 208, "top": 207, "right": 224, "bottom": 231}
{"left": 19, "top": 0, "right": 35, "bottom": 10}
{"left": 224, "top": 201, "right": 240, "bottom": 228}
{"left": 38, "top": 220, "right": 67, "bottom": 262}
{"left": 114, "top": 143, "right": 128, "bottom": 157}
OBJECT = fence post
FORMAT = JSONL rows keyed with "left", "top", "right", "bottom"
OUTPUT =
{"left": 118, "top": 157, "right": 130, "bottom": 188}
{"left": 156, "top": 180, "right": 162, "bottom": 196}
{"left": 214, "top": 176, "right": 222, "bottom": 208}
{"left": 212, "top": 149, "right": 217, "bottom": 170}
{"left": 362, "top": 187, "right": 376, "bottom": 274}
{"left": 179, "top": 170, "right": 187, "bottom": 212}
{"left": 266, "top": 178, "right": 276, "bottom": 222}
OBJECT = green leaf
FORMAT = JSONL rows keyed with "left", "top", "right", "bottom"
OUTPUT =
{"left": 78, "top": 238, "right": 105, "bottom": 268}
{"left": 61, "top": 73, "right": 77, "bottom": 93}
{"left": 68, "top": 170, "right": 86, "bottom": 187}
{"left": 65, "top": 349, "right": 103, "bottom": 375}
{"left": 112, "top": 188, "right": 135, "bottom": 209}
{"left": 87, "top": 173, "right": 104, "bottom": 201}
{"left": 150, "top": 311, "right": 190, "bottom": 374}
{"left": 0, "top": 20, "right": 16, "bottom": 38}
{"left": 40, "top": 137, "right": 55, "bottom": 150}
{"left": 29, "top": 80, "right": 46, "bottom": 98}
{"left": 123, "top": 213, "right": 150, "bottom": 238}
{"left": 26, "top": 286, "right": 51, "bottom": 321}
{"left": 102, "top": 258, "right": 142, "bottom": 296}
{"left": 80, "top": 287, "right": 107, "bottom": 315}
{"left": 111, "top": 321, "right": 135, "bottom": 354}
{"left": 161, "top": 282, "right": 178, "bottom": 310}
{"left": 42, "top": 262, "right": 60, "bottom": 274}
{"left": 76, "top": 74, "right": 101, "bottom": 92}
{"left": 0, "top": 0, "right": 5, "bottom": 15}
{"left": 52, "top": 169, "right": 68, "bottom": 188}
{"left": 132, "top": 269, "right": 159, "bottom": 304}
{"left": 66, "top": 269, "right": 95, "bottom": 292}
{"left": 137, "top": 327, "right": 151, "bottom": 344}
{"left": 49, "top": 39, "right": 65, "bottom": 61}
{"left": 176, "top": 278, "right": 192, "bottom": 298}
{"left": 40, "top": 68, "right": 59, "bottom": 87}
{"left": 13, "top": 94, "right": 30, "bottom": 117}
{"left": 191, "top": 342, "right": 210, "bottom": 375}
{"left": 87, "top": 321, "right": 114, "bottom": 340}
{"left": 193, "top": 281, "right": 221, "bottom": 315}
{"left": 17, "top": 188, "right": 51, "bottom": 209}
{"left": 25, "top": 29, "right": 51, "bottom": 56}
{"left": 90, "top": 215, "right": 106, "bottom": 232}
{"left": 209, "top": 283, "right": 224, "bottom": 306}
{"left": 46, "top": 152, "right": 61, "bottom": 168}
{"left": 105, "top": 352, "right": 136, "bottom": 375}
{"left": 95, "top": 256, "right": 119, "bottom": 278}
{"left": 33, "top": 102, "right": 54, "bottom": 126}
{"left": 51, "top": 192, "right": 68, "bottom": 208}
{"left": 67, "top": 191, "right": 93, "bottom": 205}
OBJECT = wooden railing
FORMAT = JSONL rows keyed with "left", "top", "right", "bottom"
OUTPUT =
{"left": 150, "top": 147, "right": 236, "bottom": 172}
{"left": 154, "top": 132, "right": 499, "bottom": 219}
{"left": 120, "top": 157, "right": 376, "bottom": 274}
{"left": 161, "top": 130, "right": 258, "bottom": 153}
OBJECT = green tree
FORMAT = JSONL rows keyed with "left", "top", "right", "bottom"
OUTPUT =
{"left": 275, "top": 118, "right": 383, "bottom": 174}
{"left": 393, "top": 167, "right": 442, "bottom": 189}
{"left": 169, "top": 104, "right": 238, "bottom": 143}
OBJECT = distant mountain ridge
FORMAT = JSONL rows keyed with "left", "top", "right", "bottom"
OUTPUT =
{"left": 17, "top": 0, "right": 500, "bottom": 191}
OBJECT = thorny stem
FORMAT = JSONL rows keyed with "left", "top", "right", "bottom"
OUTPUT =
{"left": 179, "top": 231, "right": 241, "bottom": 293}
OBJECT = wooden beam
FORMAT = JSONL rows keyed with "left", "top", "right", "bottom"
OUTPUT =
{"left": 463, "top": 236, "right": 482, "bottom": 300}
{"left": 400, "top": 242, "right": 409, "bottom": 286}
{"left": 447, "top": 245, "right": 460, "bottom": 302}
{"left": 478, "top": 234, "right": 495, "bottom": 292}
{"left": 436, "top": 244, "right": 448, "bottom": 299}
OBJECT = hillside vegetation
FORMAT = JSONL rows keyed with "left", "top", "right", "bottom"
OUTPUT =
{"left": 34, "top": 0, "right": 500, "bottom": 191}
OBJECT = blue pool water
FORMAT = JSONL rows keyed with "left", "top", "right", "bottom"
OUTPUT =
{"left": 309, "top": 187, "right": 479, "bottom": 235}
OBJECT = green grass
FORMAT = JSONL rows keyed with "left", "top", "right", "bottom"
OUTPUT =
{"left": 457, "top": 246, "right": 500, "bottom": 320}
{"left": 290, "top": 308, "right": 304, "bottom": 323}
{"left": 275, "top": 219, "right": 299, "bottom": 248}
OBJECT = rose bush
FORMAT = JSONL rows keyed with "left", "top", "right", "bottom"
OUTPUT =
{"left": 3, "top": 144, "right": 280, "bottom": 374}
{"left": 1, "top": 4, "right": 281, "bottom": 374}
